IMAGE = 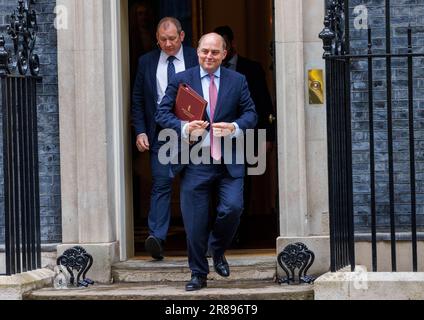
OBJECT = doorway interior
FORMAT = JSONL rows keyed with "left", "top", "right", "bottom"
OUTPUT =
{"left": 128, "top": 0, "right": 279, "bottom": 254}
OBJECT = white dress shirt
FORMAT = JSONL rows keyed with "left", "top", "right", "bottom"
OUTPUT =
{"left": 156, "top": 46, "right": 186, "bottom": 104}
{"left": 200, "top": 67, "right": 221, "bottom": 120}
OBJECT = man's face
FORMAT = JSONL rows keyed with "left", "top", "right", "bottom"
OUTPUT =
{"left": 156, "top": 23, "right": 185, "bottom": 56}
{"left": 197, "top": 34, "right": 227, "bottom": 74}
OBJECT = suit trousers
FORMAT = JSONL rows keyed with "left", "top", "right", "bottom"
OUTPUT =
{"left": 148, "top": 150, "right": 173, "bottom": 241}
{"left": 180, "top": 162, "right": 244, "bottom": 276}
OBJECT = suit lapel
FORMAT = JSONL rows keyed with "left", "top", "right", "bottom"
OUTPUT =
{"left": 150, "top": 50, "right": 161, "bottom": 103}
{"left": 214, "top": 68, "right": 229, "bottom": 120}
{"left": 190, "top": 67, "right": 210, "bottom": 122}
{"left": 192, "top": 67, "right": 203, "bottom": 96}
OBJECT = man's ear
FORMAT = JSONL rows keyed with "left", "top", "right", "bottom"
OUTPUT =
{"left": 179, "top": 31, "right": 186, "bottom": 43}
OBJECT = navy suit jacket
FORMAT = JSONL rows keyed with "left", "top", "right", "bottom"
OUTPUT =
{"left": 155, "top": 66, "right": 258, "bottom": 178}
{"left": 131, "top": 46, "right": 198, "bottom": 146}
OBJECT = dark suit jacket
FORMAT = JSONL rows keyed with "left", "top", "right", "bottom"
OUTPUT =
{"left": 155, "top": 66, "right": 258, "bottom": 178}
{"left": 235, "top": 56, "right": 275, "bottom": 141}
{"left": 131, "top": 46, "right": 198, "bottom": 145}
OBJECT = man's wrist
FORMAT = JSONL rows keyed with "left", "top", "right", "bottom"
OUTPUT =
{"left": 182, "top": 123, "right": 190, "bottom": 139}
{"left": 228, "top": 122, "right": 240, "bottom": 138}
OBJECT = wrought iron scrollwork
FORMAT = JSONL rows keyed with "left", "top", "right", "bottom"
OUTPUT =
{"left": 0, "top": 0, "right": 40, "bottom": 76}
{"left": 320, "top": 0, "right": 346, "bottom": 57}
{"left": 277, "top": 242, "right": 315, "bottom": 285}
{"left": 57, "top": 246, "right": 95, "bottom": 288}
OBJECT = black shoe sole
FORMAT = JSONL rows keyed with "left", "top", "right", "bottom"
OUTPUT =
{"left": 145, "top": 236, "right": 163, "bottom": 260}
{"left": 185, "top": 283, "right": 207, "bottom": 292}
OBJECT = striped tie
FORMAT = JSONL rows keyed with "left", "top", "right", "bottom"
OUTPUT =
{"left": 167, "top": 56, "right": 176, "bottom": 83}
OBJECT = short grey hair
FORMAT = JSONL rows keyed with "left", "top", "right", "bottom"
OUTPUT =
{"left": 157, "top": 17, "right": 183, "bottom": 34}
{"left": 198, "top": 33, "right": 226, "bottom": 51}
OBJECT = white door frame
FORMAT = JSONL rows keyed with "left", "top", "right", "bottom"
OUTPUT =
{"left": 112, "top": 0, "right": 134, "bottom": 261}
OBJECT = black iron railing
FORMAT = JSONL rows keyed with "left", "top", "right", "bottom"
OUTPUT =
{"left": 1, "top": 75, "right": 41, "bottom": 275}
{"left": 321, "top": 0, "right": 422, "bottom": 272}
{"left": 1, "top": 0, "right": 41, "bottom": 275}
{"left": 320, "top": 0, "right": 355, "bottom": 273}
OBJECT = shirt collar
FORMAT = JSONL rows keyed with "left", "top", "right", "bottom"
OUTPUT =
{"left": 160, "top": 46, "right": 184, "bottom": 62}
{"left": 200, "top": 66, "right": 221, "bottom": 79}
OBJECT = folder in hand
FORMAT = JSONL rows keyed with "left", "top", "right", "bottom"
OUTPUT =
{"left": 174, "top": 83, "right": 207, "bottom": 121}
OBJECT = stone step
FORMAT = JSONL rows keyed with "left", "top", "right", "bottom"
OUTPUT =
{"left": 24, "top": 280, "right": 314, "bottom": 300}
{"left": 112, "top": 253, "right": 276, "bottom": 283}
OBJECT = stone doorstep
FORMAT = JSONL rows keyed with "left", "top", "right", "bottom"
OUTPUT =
{"left": 112, "top": 255, "right": 277, "bottom": 283}
{"left": 24, "top": 280, "right": 314, "bottom": 300}
{"left": 0, "top": 269, "right": 55, "bottom": 300}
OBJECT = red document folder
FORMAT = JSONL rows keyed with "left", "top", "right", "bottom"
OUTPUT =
{"left": 174, "top": 83, "right": 207, "bottom": 121}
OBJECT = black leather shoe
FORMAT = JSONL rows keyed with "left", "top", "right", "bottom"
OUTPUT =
{"left": 213, "top": 254, "right": 230, "bottom": 277}
{"left": 185, "top": 275, "right": 207, "bottom": 291}
{"left": 145, "top": 236, "right": 164, "bottom": 260}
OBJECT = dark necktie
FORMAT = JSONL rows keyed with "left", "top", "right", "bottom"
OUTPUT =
{"left": 167, "top": 56, "right": 176, "bottom": 83}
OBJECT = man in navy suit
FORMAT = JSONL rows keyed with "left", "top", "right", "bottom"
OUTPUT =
{"left": 131, "top": 17, "right": 198, "bottom": 260}
{"left": 156, "top": 33, "right": 257, "bottom": 291}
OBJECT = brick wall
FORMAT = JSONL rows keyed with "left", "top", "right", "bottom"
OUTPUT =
{"left": 0, "top": 0, "right": 61, "bottom": 244}
{"left": 349, "top": 0, "right": 424, "bottom": 231}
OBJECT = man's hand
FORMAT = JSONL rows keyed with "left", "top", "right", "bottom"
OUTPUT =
{"left": 136, "top": 133, "right": 150, "bottom": 152}
{"left": 212, "top": 123, "right": 236, "bottom": 137}
{"left": 187, "top": 120, "right": 209, "bottom": 140}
